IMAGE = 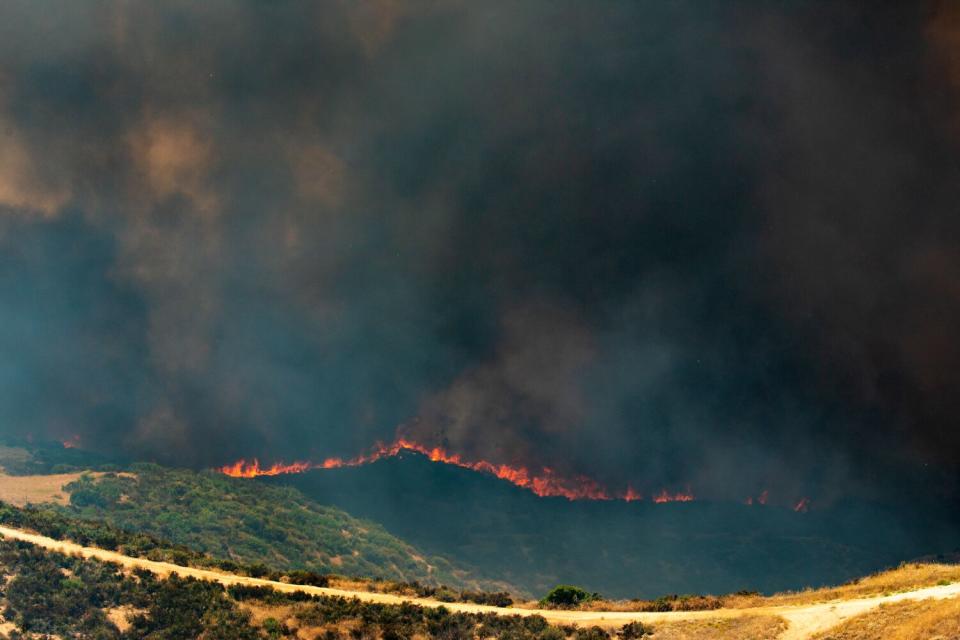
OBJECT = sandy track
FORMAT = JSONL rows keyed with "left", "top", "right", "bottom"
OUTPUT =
{"left": 0, "top": 524, "right": 957, "bottom": 639}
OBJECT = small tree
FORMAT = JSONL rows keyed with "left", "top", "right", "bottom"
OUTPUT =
{"left": 542, "top": 585, "right": 592, "bottom": 608}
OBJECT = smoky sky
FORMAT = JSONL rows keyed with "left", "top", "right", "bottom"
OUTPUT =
{"left": 1, "top": 0, "right": 960, "bottom": 507}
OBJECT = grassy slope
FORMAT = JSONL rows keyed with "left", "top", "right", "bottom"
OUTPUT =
{"left": 56, "top": 463, "right": 499, "bottom": 591}
{"left": 645, "top": 616, "right": 785, "bottom": 640}
{"left": 726, "top": 562, "right": 960, "bottom": 609}
{"left": 811, "top": 597, "right": 960, "bottom": 640}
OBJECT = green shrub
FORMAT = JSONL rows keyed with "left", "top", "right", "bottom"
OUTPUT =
{"left": 542, "top": 585, "right": 593, "bottom": 608}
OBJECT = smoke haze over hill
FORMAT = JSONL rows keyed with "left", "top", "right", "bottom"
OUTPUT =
{"left": 2, "top": 1, "right": 960, "bottom": 514}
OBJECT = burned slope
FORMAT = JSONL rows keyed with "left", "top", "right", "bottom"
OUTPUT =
{"left": 272, "top": 452, "right": 957, "bottom": 599}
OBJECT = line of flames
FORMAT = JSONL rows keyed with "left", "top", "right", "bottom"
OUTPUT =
{"left": 216, "top": 439, "right": 809, "bottom": 509}
{"left": 217, "top": 438, "right": 697, "bottom": 502}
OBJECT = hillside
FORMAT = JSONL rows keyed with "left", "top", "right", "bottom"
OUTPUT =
{"left": 0, "top": 442, "right": 500, "bottom": 593}
{"left": 269, "top": 452, "right": 959, "bottom": 599}
{"left": 0, "top": 443, "right": 512, "bottom": 592}
{"left": 52, "top": 464, "right": 505, "bottom": 592}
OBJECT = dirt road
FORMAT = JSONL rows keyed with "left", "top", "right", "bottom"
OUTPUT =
{"left": 1, "top": 524, "right": 957, "bottom": 639}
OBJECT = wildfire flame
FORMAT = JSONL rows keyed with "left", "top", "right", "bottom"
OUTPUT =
{"left": 217, "top": 442, "right": 814, "bottom": 510}
{"left": 218, "top": 459, "right": 313, "bottom": 478}
{"left": 652, "top": 487, "right": 695, "bottom": 503}
{"left": 217, "top": 438, "right": 697, "bottom": 503}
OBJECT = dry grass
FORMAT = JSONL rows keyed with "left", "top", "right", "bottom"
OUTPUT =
{"left": 646, "top": 615, "right": 786, "bottom": 639}
{"left": 0, "top": 470, "right": 137, "bottom": 507}
{"left": 104, "top": 605, "right": 145, "bottom": 633}
{"left": 241, "top": 602, "right": 361, "bottom": 640}
{"left": 570, "top": 595, "right": 724, "bottom": 613}
{"left": 811, "top": 596, "right": 960, "bottom": 640}
{"left": 0, "top": 471, "right": 86, "bottom": 506}
{"left": 241, "top": 602, "right": 295, "bottom": 625}
{"left": 726, "top": 563, "right": 960, "bottom": 608}
{"left": 526, "top": 563, "right": 960, "bottom": 615}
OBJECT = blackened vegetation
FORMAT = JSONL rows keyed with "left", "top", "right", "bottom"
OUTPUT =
{"left": 0, "top": 539, "right": 649, "bottom": 639}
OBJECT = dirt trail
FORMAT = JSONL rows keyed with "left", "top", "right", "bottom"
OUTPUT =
{"left": 1, "top": 524, "right": 957, "bottom": 639}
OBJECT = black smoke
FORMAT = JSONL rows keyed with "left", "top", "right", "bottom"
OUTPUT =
{"left": 1, "top": 0, "right": 959, "bottom": 510}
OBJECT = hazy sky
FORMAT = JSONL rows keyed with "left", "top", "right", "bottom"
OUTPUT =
{"left": 1, "top": 1, "right": 959, "bottom": 508}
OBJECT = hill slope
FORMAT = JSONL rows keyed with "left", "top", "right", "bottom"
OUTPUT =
{"left": 53, "top": 463, "right": 500, "bottom": 591}
{"left": 270, "top": 452, "right": 958, "bottom": 599}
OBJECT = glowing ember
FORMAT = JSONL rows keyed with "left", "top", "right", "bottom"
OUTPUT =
{"left": 61, "top": 435, "right": 81, "bottom": 449}
{"left": 793, "top": 497, "right": 810, "bottom": 513}
{"left": 652, "top": 487, "right": 695, "bottom": 503}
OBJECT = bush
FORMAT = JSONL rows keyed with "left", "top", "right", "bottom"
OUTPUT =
{"left": 574, "top": 626, "right": 610, "bottom": 640}
{"left": 617, "top": 621, "right": 651, "bottom": 639}
{"left": 542, "top": 585, "right": 593, "bottom": 608}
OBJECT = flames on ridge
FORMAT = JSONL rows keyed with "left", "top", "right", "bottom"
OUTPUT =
{"left": 217, "top": 459, "right": 313, "bottom": 478}
{"left": 217, "top": 438, "right": 691, "bottom": 502}
{"left": 216, "top": 438, "right": 811, "bottom": 510}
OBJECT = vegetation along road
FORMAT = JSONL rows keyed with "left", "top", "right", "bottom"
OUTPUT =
{"left": 0, "top": 524, "right": 957, "bottom": 639}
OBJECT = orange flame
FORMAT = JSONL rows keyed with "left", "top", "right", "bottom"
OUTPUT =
{"left": 218, "top": 459, "right": 313, "bottom": 478}
{"left": 217, "top": 438, "right": 703, "bottom": 503}
{"left": 652, "top": 487, "right": 695, "bottom": 503}
{"left": 793, "top": 497, "right": 810, "bottom": 513}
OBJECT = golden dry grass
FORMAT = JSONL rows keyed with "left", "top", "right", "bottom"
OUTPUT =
{"left": 241, "top": 601, "right": 301, "bottom": 631}
{"left": 568, "top": 595, "right": 724, "bottom": 613}
{"left": 0, "top": 470, "right": 136, "bottom": 507}
{"left": 0, "top": 471, "right": 85, "bottom": 506}
{"left": 646, "top": 615, "right": 786, "bottom": 639}
{"left": 811, "top": 596, "right": 960, "bottom": 640}
{"left": 241, "top": 602, "right": 362, "bottom": 640}
{"left": 104, "top": 605, "right": 144, "bottom": 633}
{"left": 726, "top": 563, "right": 960, "bottom": 608}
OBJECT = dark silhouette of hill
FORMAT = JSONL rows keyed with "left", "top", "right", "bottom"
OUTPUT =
{"left": 270, "top": 452, "right": 957, "bottom": 599}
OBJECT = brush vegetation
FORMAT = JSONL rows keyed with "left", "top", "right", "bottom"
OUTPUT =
{"left": 0, "top": 537, "right": 643, "bottom": 639}
{"left": 55, "top": 464, "right": 502, "bottom": 591}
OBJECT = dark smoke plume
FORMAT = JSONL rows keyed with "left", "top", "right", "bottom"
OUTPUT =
{"left": 1, "top": 0, "right": 959, "bottom": 509}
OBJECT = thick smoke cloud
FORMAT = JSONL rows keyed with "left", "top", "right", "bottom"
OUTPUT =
{"left": 1, "top": 0, "right": 958, "bottom": 507}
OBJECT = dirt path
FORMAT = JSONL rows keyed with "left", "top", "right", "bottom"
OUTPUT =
{"left": 0, "top": 524, "right": 957, "bottom": 639}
